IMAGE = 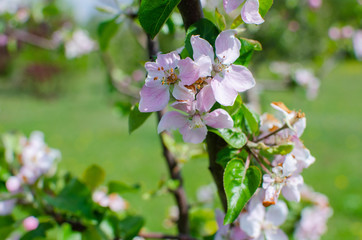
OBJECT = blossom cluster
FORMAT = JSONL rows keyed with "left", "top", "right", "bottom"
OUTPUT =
{"left": 139, "top": 30, "right": 256, "bottom": 143}
{"left": 92, "top": 188, "right": 129, "bottom": 212}
{"left": 0, "top": 131, "right": 61, "bottom": 216}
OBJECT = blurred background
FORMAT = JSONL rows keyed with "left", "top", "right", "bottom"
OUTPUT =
{"left": 0, "top": 0, "right": 361, "bottom": 239}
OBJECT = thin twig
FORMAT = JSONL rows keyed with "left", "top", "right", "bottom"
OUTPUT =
{"left": 246, "top": 147, "right": 272, "bottom": 175}
{"left": 9, "top": 29, "right": 57, "bottom": 50}
{"left": 139, "top": 232, "right": 196, "bottom": 240}
{"left": 255, "top": 124, "right": 288, "bottom": 142}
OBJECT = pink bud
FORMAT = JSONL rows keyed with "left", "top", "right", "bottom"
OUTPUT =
{"left": 341, "top": 26, "right": 354, "bottom": 39}
{"left": 6, "top": 176, "right": 22, "bottom": 193}
{"left": 328, "top": 27, "right": 341, "bottom": 40}
{"left": 23, "top": 216, "right": 39, "bottom": 231}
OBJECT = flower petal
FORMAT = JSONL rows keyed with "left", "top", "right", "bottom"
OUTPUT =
{"left": 204, "top": 109, "right": 234, "bottom": 129}
{"left": 264, "top": 229, "right": 288, "bottom": 240}
{"left": 282, "top": 175, "right": 303, "bottom": 202}
{"left": 224, "top": 64, "right": 256, "bottom": 92}
{"left": 241, "top": 0, "right": 264, "bottom": 25}
{"left": 179, "top": 122, "right": 207, "bottom": 144}
{"left": 265, "top": 200, "right": 288, "bottom": 226}
{"left": 157, "top": 111, "right": 187, "bottom": 133}
{"left": 196, "top": 84, "right": 215, "bottom": 112}
{"left": 171, "top": 101, "right": 195, "bottom": 114}
{"left": 156, "top": 51, "right": 180, "bottom": 70}
{"left": 282, "top": 154, "right": 297, "bottom": 177}
{"left": 211, "top": 76, "right": 238, "bottom": 106}
{"left": 191, "top": 35, "right": 214, "bottom": 62}
{"left": 223, "top": 0, "right": 244, "bottom": 13}
{"left": 139, "top": 83, "right": 169, "bottom": 112}
{"left": 240, "top": 212, "right": 262, "bottom": 238}
{"left": 178, "top": 57, "right": 200, "bottom": 85}
{"left": 196, "top": 55, "right": 213, "bottom": 77}
{"left": 172, "top": 83, "right": 195, "bottom": 101}
{"left": 215, "top": 30, "right": 241, "bottom": 65}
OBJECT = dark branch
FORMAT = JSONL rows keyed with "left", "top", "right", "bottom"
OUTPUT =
{"left": 177, "top": 0, "right": 204, "bottom": 30}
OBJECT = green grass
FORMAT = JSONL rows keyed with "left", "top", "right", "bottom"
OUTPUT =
{"left": 0, "top": 60, "right": 361, "bottom": 239}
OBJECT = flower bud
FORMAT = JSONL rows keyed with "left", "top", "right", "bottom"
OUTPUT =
{"left": 23, "top": 216, "right": 39, "bottom": 231}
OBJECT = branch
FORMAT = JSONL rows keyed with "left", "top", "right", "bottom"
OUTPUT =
{"left": 139, "top": 232, "right": 196, "bottom": 240}
{"left": 177, "top": 0, "right": 204, "bottom": 30}
{"left": 255, "top": 124, "right": 288, "bottom": 142}
{"left": 9, "top": 29, "right": 57, "bottom": 50}
{"left": 157, "top": 111, "right": 190, "bottom": 235}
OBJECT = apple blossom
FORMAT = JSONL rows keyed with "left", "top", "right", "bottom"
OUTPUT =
{"left": 65, "top": 29, "right": 97, "bottom": 59}
{"left": 215, "top": 209, "right": 248, "bottom": 240}
{"left": 263, "top": 154, "right": 304, "bottom": 206}
{"left": 190, "top": 30, "right": 255, "bottom": 106}
{"left": 108, "top": 193, "right": 128, "bottom": 212}
{"left": 353, "top": 30, "right": 362, "bottom": 60}
{"left": 328, "top": 27, "right": 341, "bottom": 40}
{"left": 0, "top": 199, "right": 16, "bottom": 216}
{"left": 294, "top": 206, "right": 332, "bottom": 240}
{"left": 240, "top": 191, "right": 289, "bottom": 240}
{"left": 223, "top": 0, "right": 264, "bottom": 25}
{"left": 23, "top": 216, "right": 39, "bottom": 231}
{"left": 139, "top": 51, "right": 182, "bottom": 112}
{"left": 158, "top": 87, "right": 233, "bottom": 143}
{"left": 294, "top": 69, "right": 320, "bottom": 100}
{"left": 6, "top": 176, "right": 22, "bottom": 193}
{"left": 308, "top": 0, "right": 322, "bottom": 9}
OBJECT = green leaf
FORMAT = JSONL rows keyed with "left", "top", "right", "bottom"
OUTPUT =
{"left": 264, "top": 142, "right": 294, "bottom": 155}
{"left": 222, "top": 94, "right": 242, "bottom": 117}
{"left": 185, "top": 19, "right": 220, "bottom": 58}
{"left": 98, "top": 16, "right": 121, "bottom": 51}
{"left": 224, "top": 160, "right": 261, "bottom": 224}
{"left": 20, "top": 223, "right": 54, "bottom": 240}
{"left": 234, "top": 38, "right": 262, "bottom": 66}
{"left": 129, "top": 104, "right": 152, "bottom": 134}
{"left": 139, "top": 0, "right": 181, "bottom": 39}
{"left": 216, "top": 146, "right": 240, "bottom": 168}
{"left": 82, "top": 164, "right": 105, "bottom": 190}
{"left": 231, "top": 15, "right": 243, "bottom": 29}
{"left": 108, "top": 181, "right": 140, "bottom": 195}
{"left": 241, "top": 104, "right": 260, "bottom": 134}
{"left": 44, "top": 179, "right": 93, "bottom": 219}
{"left": 259, "top": 0, "right": 273, "bottom": 17}
{"left": 215, "top": 8, "right": 226, "bottom": 30}
{"left": 0, "top": 216, "right": 15, "bottom": 239}
{"left": 118, "top": 216, "right": 145, "bottom": 240}
{"left": 209, "top": 128, "right": 247, "bottom": 149}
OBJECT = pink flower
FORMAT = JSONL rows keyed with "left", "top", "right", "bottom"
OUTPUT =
{"left": 294, "top": 206, "right": 332, "bottom": 240}
{"left": 308, "top": 0, "right": 322, "bottom": 9}
{"left": 263, "top": 154, "right": 304, "bottom": 206}
{"left": 328, "top": 27, "right": 341, "bottom": 40}
{"left": 108, "top": 193, "right": 128, "bottom": 212}
{"left": 191, "top": 30, "right": 255, "bottom": 106}
{"left": 215, "top": 209, "right": 248, "bottom": 240}
{"left": 23, "top": 216, "right": 39, "bottom": 231}
{"left": 139, "top": 51, "right": 181, "bottom": 112}
{"left": 341, "top": 26, "right": 354, "bottom": 39}
{"left": 353, "top": 30, "right": 362, "bottom": 60}
{"left": 158, "top": 86, "right": 233, "bottom": 143}
{"left": 224, "top": 0, "right": 264, "bottom": 25}
{"left": 6, "top": 176, "right": 22, "bottom": 193}
{"left": 0, "top": 199, "right": 16, "bottom": 216}
{"left": 240, "top": 192, "right": 289, "bottom": 240}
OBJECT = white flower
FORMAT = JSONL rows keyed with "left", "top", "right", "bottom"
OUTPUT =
{"left": 240, "top": 192, "right": 289, "bottom": 240}
{"left": 65, "top": 30, "right": 96, "bottom": 59}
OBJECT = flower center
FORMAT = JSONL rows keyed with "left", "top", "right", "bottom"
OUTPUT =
{"left": 161, "top": 68, "right": 179, "bottom": 85}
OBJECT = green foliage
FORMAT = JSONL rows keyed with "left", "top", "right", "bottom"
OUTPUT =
{"left": 189, "top": 208, "right": 217, "bottom": 237}
{"left": 263, "top": 142, "right": 295, "bottom": 155}
{"left": 129, "top": 104, "right": 152, "bottom": 134}
{"left": 222, "top": 95, "right": 243, "bottom": 117}
{"left": 215, "top": 8, "right": 226, "bottom": 30}
{"left": 234, "top": 38, "right": 262, "bottom": 66}
{"left": 118, "top": 216, "right": 145, "bottom": 240}
{"left": 259, "top": 0, "right": 274, "bottom": 17}
{"left": 0, "top": 216, "right": 15, "bottom": 239}
{"left": 184, "top": 19, "right": 220, "bottom": 58}
{"left": 108, "top": 181, "right": 140, "bottom": 195}
{"left": 82, "top": 165, "right": 105, "bottom": 191}
{"left": 20, "top": 223, "right": 54, "bottom": 240}
{"left": 138, "top": 0, "right": 181, "bottom": 39}
{"left": 223, "top": 160, "right": 261, "bottom": 224}
{"left": 98, "top": 16, "right": 121, "bottom": 51}
{"left": 44, "top": 178, "right": 94, "bottom": 219}
{"left": 209, "top": 128, "right": 247, "bottom": 149}
{"left": 231, "top": 15, "right": 243, "bottom": 29}
{"left": 216, "top": 147, "right": 248, "bottom": 168}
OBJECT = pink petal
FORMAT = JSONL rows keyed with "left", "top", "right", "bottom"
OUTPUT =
{"left": 211, "top": 76, "right": 238, "bottom": 106}
{"left": 282, "top": 154, "right": 297, "bottom": 177}
{"left": 171, "top": 101, "right": 195, "bottom": 114}
{"left": 195, "top": 55, "right": 212, "bottom": 77}
{"left": 240, "top": 212, "right": 262, "bottom": 238}
{"left": 156, "top": 51, "right": 180, "bottom": 70}
{"left": 179, "top": 122, "right": 207, "bottom": 143}
{"left": 139, "top": 83, "right": 170, "bottom": 112}
{"left": 178, "top": 57, "right": 200, "bottom": 85}
{"left": 264, "top": 229, "right": 288, "bottom": 240}
{"left": 191, "top": 35, "right": 214, "bottom": 62}
{"left": 204, "top": 109, "right": 234, "bottom": 129}
{"left": 223, "top": 0, "right": 244, "bottom": 13}
{"left": 224, "top": 65, "right": 256, "bottom": 92}
{"left": 172, "top": 83, "right": 195, "bottom": 101}
{"left": 265, "top": 201, "right": 288, "bottom": 226}
{"left": 196, "top": 84, "right": 215, "bottom": 112}
{"left": 282, "top": 175, "right": 303, "bottom": 202}
{"left": 215, "top": 30, "right": 241, "bottom": 65}
{"left": 241, "top": 0, "right": 265, "bottom": 25}
{"left": 157, "top": 111, "right": 187, "bottom": 133}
